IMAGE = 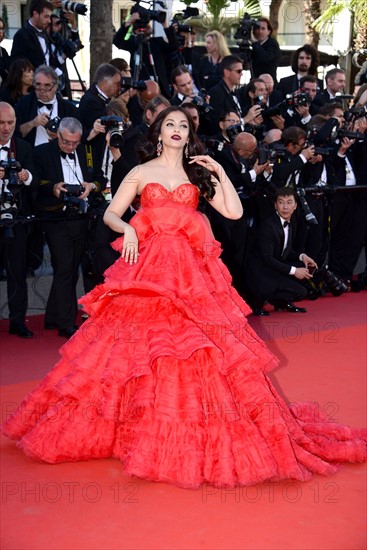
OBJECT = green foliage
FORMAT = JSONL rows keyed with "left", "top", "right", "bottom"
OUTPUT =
{"left": 186, "top": 0, "right": 262, "bottom": 33}
{"left": 1, "top": 4, "right": 9, "bottom": 37}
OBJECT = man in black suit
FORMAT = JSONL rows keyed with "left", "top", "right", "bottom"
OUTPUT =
{"left": 250, "top": 17, "right": 281, "bottom": 83}
{"left": 15, "top": 64, "right": 79, "bottom": 146}
{"left": 0, "top": 102, "right": 37, "bottom": 338}
{"left": 170, "top": 66, "right": 195, "bottom": 106}
{"left": 113, "top": 11, "right": 177, "bottom": 99}
{"left": 10, "top": 0, "right": 60, "bottom": 73}
{"left": 33, "top": 117, "right": 106, "bottom": 338}
{"left": 246, "top": 187, "right": 317, "bottom": 315}
{"left": 277, "top": 45, "right": 323, "bottom": 99}
{"left": 314, "top": 68, "right": 346, "bottom": 108}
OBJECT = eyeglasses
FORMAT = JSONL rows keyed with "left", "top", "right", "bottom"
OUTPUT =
{"left": 34, "top": 82, "right": 56, "bottom": 91}
{"left": 224, "top": 119, "right": 239, "bottom": 124}
{"left": 59, "top": 131, "right": 81, "bottom": 147}
{"left": 230, "top": 69, "right": 243, "bottom": 74}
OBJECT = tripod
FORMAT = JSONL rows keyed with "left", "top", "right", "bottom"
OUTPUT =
{"left": 237, "top": 40, "right": 254, "bottom": 79}
{"left": 132, "top": 31, "right": 158, "bottom": 83}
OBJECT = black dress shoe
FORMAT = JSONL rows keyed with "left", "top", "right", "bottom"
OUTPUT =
{"left": 9, "top": 322, "right": 34, "bottom": 338}
{"left": 274, "top": 302, "right": 307, "bottom": 313}
{"left": 252, "top": 308, "right": 270, "bottom": 316}
{"left": 58, "top": 326, "right": 78, "bottom": 338}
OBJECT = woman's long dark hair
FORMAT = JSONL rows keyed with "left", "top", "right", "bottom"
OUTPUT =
{"left": 5, "top": 59, "right": 34, "bottom": 104}
{"left": 137, "top": 106, "right": 216, "bottom": 199}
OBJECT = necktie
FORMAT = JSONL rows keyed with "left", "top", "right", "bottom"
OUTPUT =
{"left": 37, "top": 101, "right": 53, "bottom": 110}
{"left": 60, "top": 151, "right": 75, "bottom": 161}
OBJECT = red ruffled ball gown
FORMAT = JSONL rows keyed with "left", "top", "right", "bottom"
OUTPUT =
{"left": 2, "top": 183, "right": 366, "bottom": 488}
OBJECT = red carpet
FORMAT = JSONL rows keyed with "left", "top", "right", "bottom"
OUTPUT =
{"left": 1, "top": 294, "right": 366, "bottom": 549}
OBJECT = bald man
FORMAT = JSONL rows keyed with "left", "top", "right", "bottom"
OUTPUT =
{"left": 0, "top": 102, "right": 37, "bottom": 337}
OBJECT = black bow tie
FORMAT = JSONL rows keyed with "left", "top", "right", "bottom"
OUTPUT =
{"left": 60, "top": 151, "right": 75, "bottom": 160}
{"left": 37, "top": 101, "right": 53, "bottom": 110}
{"left": 283, "top": 221, "right": 290, "bottom": 228}
{"left": 0, "top": 146, "right": 9, "bottom": 151}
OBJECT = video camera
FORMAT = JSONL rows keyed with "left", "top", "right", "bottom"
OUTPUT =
{"left": 234, "top": 12, "right": 260, "bottom": 42}
{"left": 0, "top": 159, "right": 23, "bottom": 223}
{"left": 131, "top": 0, "right": 166, "bottom": 27}
{"left": 60, "top": 183, "right": 88, "bottom": 214}
{"left": 100, "top": 115, "right": 128, "bottom": 148}
{"left": 60, "top": 1, "right": 88, "bottom": 16}
{"left": 52, "top": 31, "right": 84, "bottom": 60}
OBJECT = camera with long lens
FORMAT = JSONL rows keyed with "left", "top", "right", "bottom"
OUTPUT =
{"left": 171, "top": 7, "right": 198, "bottom": 45}
{"left": 45, "top": 116, "right": 61, "bottom": 134}
{"left": 343, "top": 105, "right": 367, "bottom": 123}
{"left": 60, "top": 183, "right": 88, "bottom": 214}
{"left": 130, "top": 0, "right": 166, "bottom": 27}
{"left": 52, "top": 31, "right": 84, "bottom": 60}
{"left": 262, "top": 91, "right": 312, "bottom": 120}
{"left": 60, "top": 1, "right": 88, "bottom": 15}
{"left": 318, "top": 264, "right": 348, "bottom": 296}
{"left": 0, "top": 159, "right": 23, "bottom": 223}
{"left": 306, "top": 127, "right": 334, "bottom": 156}
{"left": 191, "top": 89, "right": 213, "bottom": 116}
{"left": 100, "top": 115, "right": 127, "bottom": 148}
{"left": 234, "top": 12, "right": 259, "bottom": 42}
{"left": 296, "top": 187, "right": 318, "bottom": 226}
{"left": 120, "top": 77, "right": 147, "bottom": 93}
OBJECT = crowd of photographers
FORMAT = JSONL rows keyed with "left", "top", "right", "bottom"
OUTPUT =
{"left": 0, "top": 0, "right": 367, "bottom": 338}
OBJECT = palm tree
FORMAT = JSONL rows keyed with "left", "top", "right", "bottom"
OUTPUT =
{"left": 313, "top": 0, "right": 367, "bottom": 51}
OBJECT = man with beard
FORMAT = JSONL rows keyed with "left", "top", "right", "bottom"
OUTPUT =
{"left": 277, "top": 45, "right": 323, "bottom": 98}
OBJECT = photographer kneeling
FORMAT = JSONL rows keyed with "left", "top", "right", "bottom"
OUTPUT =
{"left": 33, "top": 117, "right": 106, "bottom": 338}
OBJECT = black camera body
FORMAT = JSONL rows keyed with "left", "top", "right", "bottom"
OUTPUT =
{"left": 45, "top": 116, "right": 61, "bottom": 134}
{"left": 100, "top": 115, "right": 126, "bottom": 148}
{"left": 131, "top": 1, "right": 166, "bottom": 26}
{"left": 52, "top": 31, "right": 84, "bottom": 60}
{"left": 234, "top": 13, "right": 259, "bottom": 41}
{"left": 120, "top": 77, "right": 147, "bottom": 92}
{"left": 285, "top": 91, "right": 311, "bottom": 108}
{"left": 255, "top": 142, "right": 287, "bottom": 165}
{"left": 0, "top": 159, "right": 23, "bottom": 223}
{"left": 60, "top": 183, "right": 88, "bottom": 214}
{"left": 191, "top": 89, "right": 213, "bottom": 116}
{"left": 226, "top": 122, "right": 264, "bottom": 143}
{"left": 344, "top": 105, "right": 367, "bottom": 123}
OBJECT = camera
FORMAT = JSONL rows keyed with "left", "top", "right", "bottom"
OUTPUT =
{"left": 45, "top": 116, "right": 61, "bottom": 134}
{"left": 52, "top": 31, "right": 84, "bottom": 60}
{"left": 60, "top": 183, "right": 88, "bottom": 214}
{"left": 285, "top": 91, "right": 311, "bottom": 108}
{"left": 344, "top": 105, "right": 367, "bottom": 123}
{"left": 0, "top": 159, "right": 23, "bottom": 223}
{"left": 234, "top": 13, "right": 259, "bottom": 42}
{"left": 100, "top": 115, "right": 127, "bottom": 148}
{"left": 61, "top": 1, "right": 88, "bottom": 16}
{"left": 120, "top": 77, "right": 147, "bottom": 93}
{"left": 191, "top": 89, "right": 213, "bottom": 116}
{"left": 130, "top": 1, "right": 166, "bottom": 26}
{"left": 255, "top": 142, "right": 287, "bottom": 165}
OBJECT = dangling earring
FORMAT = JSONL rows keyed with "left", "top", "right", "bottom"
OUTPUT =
{"left": 185, "top": 142, "right": 189, "bottom": 158}
{"left": 157, "top": 139, "right": 163, "bottom": 156}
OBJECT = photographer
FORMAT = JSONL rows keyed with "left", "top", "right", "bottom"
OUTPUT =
{"left": 250, "top": 18, "right": 281, "bottom": 83}
{"left": 171, "top": 24, "right": 201, "bottom": 92}
{"left": 33, "top": 117, "right": 106, "bottom": 338}
{"left": 314, "top": 68, "right": 346, "bottom": 108}
{"left": 280, "top": 75, "right": 320, "bottom": 130}
{"left": 15, "top": 64, "right": 79, "bottom": 146}
{"left": 0, "top": 102, "right": 37, "bottom": 338}
{"left": 113, "top": 8, "right": 177, "bottom": 99}
{"left": 10, "top": 0, "right": 61, "bottom": 74}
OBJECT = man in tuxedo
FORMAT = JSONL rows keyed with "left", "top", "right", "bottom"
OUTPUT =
{"left": 15, "top": 64, "right": 79, "bottom": 146}
{"left": 314, "top": 68, "right": 346, "bottom": 108}
{"left": 78, "top": 63, "right": 122, "bottom": 164}
{"left": 277, "top": 45, "right": 323, "bottom": 99}
{"left": 10, "top": 0, "right": 60, "bottom": 73}
{"left": 33, "top": 117, "right": 106, "bottom": 338}
{"left": 250, "top": 18, "right": 281, "bottom": 83}
{"left": 170, "top": 66, "right": 195, "bottom": 105}
{"left": 246, "top": 188, "right": 316, "bottom": 315}
{"left": 0, "top": 102, "right": 37, "bottom": 338}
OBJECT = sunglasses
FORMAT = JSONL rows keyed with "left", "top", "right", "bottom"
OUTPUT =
{"left": 230, "top": 69, "right": 243, "bottom": 74}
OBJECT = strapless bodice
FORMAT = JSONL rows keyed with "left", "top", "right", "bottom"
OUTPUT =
{"left": 140, "top": 183, "right": 199, "bottom": 209}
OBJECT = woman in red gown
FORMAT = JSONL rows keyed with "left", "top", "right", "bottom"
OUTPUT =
{"left": 2, "top": 107, "right": 366, "bottom": 489}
